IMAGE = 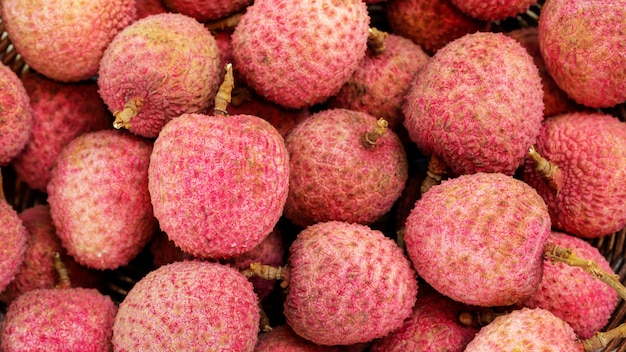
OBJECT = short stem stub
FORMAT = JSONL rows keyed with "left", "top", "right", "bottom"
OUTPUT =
{"left": 214, "top": 63, "right": 235, "bottom": 116}
{"left": 584, "top": 323, "right": 626, "bottom": 351}
{"left": 53, "top": 252, "right": 71, "bottom": 289}
{"left": 459, "top": 308, "right": 506, "bottom": 328}
{"left": 113, "top": 98, "right": 143, "bottom": 130}
{"left": 420, "top": 154, "right": 448, "bottom": 195}
{"left": 367, "top": 27, "right": 388, "bottom": 55}
{"left": 241, "top": 262, "right": 290, "bottom": 288}
{"left": 362, "top": 118, "right": 388, "bottom": 148}
{"left": 528, "top": 145, "right": 563, "bottom": 194}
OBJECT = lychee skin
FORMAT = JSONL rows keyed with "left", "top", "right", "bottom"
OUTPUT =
{"left": 12, "top": 72, "right": 111, "bottom": 192}
{"left": 162, "top": 0, "right": 252, "bottom": 22}
{"left": 231, "top": 0, "right": 370, "bottom": 109}
{"left": 0, "top": 200, "right": 27, "bottom": 294}
{"left": 148, "top": 113, "right": 290, "bottom": 259}
{"left": 0, "top": 288, "right": 118, "bottom": 352}
{"left": 523, "top": 112, "right": 626, "bottom": 238}
{"left": 450, "top": 0, "right": 537, "bottom": 21}
{"left": 538, "top": 0, "right": 626, "bottom": 108}
{"left": 112, "top": 261, "right": 260, "bottom": 351}
{"left": 1, "top": 0, "right": 136, "bottom": 82}
{"left": 403, "top": 32, "right": 544, "bottom": 176}
{"left": 464, "top": 307, "right": 584, "bottom": 351}
{"left": 284, "top": 109, "right": 408, "bottom": 228}
{"left": 326, "top": 34, "right": 430, "bottom": 130}
{"left": 523, "top": 231, "right": 618, "bottom": 339}
{"left": 47, "top": 130, "right": 157, "bottom": 270}
{"left": 404, "top": 173, "right": 551, "bottom": 307}
{"left": 98, "top": 13, "right": 222, "bottom": 138}
{"left": 284, "top": 221, "right": 418, "bottom": 346}
{"left": 0, "top": 63, "right": 32, "bottom": 166}
{"left": 255, "top": 325, "right": 344, "bottom": 352}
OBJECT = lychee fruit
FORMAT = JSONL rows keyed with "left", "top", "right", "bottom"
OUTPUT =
{"left": 404, "top": 172, "right": 551, "bottom": 307}
{"left": 284, "top": 109, "right": 407, "bottom": 227}
{"left": 450, "top": 0, "right": 538, "bottom": 21}
{"left": 255, "top": 324, "right": 344, "bottom": 352}
{"left": 0, "top": 198, "right": 27, "bottom": 293}
{"left": 231, "top": 0, "right": 370, "bottom": 108}
{"left": 162, "top": 0, "right": 252, "bottom": 22}
{"left": 47, "top": 130, "right": 157, "bottom": 270}
{"left": 112, "top": 260, "right": 260, "bottom": 351}
{"left": 0, "top": 63, "right": 32, "bottom": 166}
{"left": 98, "top": 13, "right": 222, "bottom": 138}
{"left": 538, "top": 0, "right": 626, "bottom": 108}
{"left": 403, "top": 32, "right": 544, "bottom": 176}
{"left": 11, "top": 72, "right": 111, "bottom": 192}
{"left": 0, "top": 0, "right": 136, "bottom": 82}
{"left": 522, "top": 112, "right": 626, "bottom": 238}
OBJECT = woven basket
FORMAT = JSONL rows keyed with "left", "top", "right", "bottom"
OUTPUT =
{"left": 2, "top": 2, "right": 626, "bottom": 351}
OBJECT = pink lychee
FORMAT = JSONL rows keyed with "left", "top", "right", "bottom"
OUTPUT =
{"left": 0, "top": 199, "right": 27, "bottom": 293}
{"left": 0, "top": 63, "right": 32, "bottom": 166}
{"left": 255, "top": 325, "right": 344, "bottom": 352}
{"left": 450, "top": 0, "right": 537, "bottom": 21}
{"left": 162, "top": 0, "right": 252, "bottom": 22}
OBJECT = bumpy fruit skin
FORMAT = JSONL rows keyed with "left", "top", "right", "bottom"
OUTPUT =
{"left": 0, "top": 63, "right": 32, "bottom": 166}
{"left": 0, "top": 200, "right": 27, "bottom": 293}
{"left": 386, "top": 0, "right": 489, "bottom": 54}
{"left": 231, "top": 0, "right": 370, "bottom": 109}
{"left": 284, "top": 109, "right": 408, "bottom": 227}
{"left": 403, "top": 32, "right": 543, "bottom": 176}
{"left": 538, "top": 0, "right": 626, "bottom": 108}
{"left": 523, "top": 113, "right": 626, "bottom": 238}
{"left": 11, "top": 73, "right": 111, "bottom": 192}
{"left": 0, "top": 288, "right": 118, "bottom": 352}
{"left": 98, "top": 13, "right": 222, "bottom": 138}
{"left": 47, "top": 130, "right": 157, "bottom": 270}
{"left": 450, "top": 0, "right": 536, "bottom": 21}
{"left": 1, "top": 0, "right": 136, "bottom": 82}
{"left": 404, "top": 173, "right": 551, "bottom": 307}
{"left": 523, "top": 231, "right": 618, "bottom": 339}
{"left": 326, "top": 34, "right": 430, "bottom": 129}
{"left": 162, "top": 0, "right": 252, "bottom": 21}
{"left": 113, "top": 261, "right": 260, "bottom": 351}
{"left": 284, "top": 221, "right": 418, "bottom": 345}
{"left": 370, "top": 285, "right": 478, "bottom": 352}
{"left": 255, "top": 325, "right": 343, "bottom": 352}
{"left": 464, "top": 308, "right": 584, "bottom": 351}
{"left": 149, "top": 113, "right": 290, "bottom": 259}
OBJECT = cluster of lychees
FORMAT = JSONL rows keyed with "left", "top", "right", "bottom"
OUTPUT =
{"left": 0, "top": 0, "right": 625, "bottom": 351}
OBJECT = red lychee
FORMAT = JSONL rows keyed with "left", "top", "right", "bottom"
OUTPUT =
{"left": 0, "top": 63, "right": 32, "bottom": 166}
{"left": 450, "top": 0, "right": 537, "bottom": 21}
{"left": 162, "top": 0, "right": 252, "bottom": 22}
{"left": 0, "top": 199, "right": 27, "bottom": 293}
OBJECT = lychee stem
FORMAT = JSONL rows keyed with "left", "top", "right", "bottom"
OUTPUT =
{"left": 240, "top": 262, "right": 290, "bottom": 289}
{"left": 420, "top": 154, "right": 448, "bottom": 195}
{"left": 214, "top": 63, "right": 235, "bottom": 116}
{"left": 113, "top": 98, "right": 143, "bottom": 130}
{"left": 367, "top": 27, "right": 388, "bottom": 55}
{"left": 259, "top": 304, "right": 272, "bottom": 332}
{"left": 458, "top": 309, "right": 507, "bottom": 328}
{"left": 544, "top": 242, "right": 626, "bottom": 301}
{"left": 204, "top": 12, "right": 243, "bottom": 32}
{"left": 584, "top": 323, "right": 626, "bottom": 351}
{"left": 528, "top": 145, "right": 563, "bottom": 194}
{"left": 53, "top": 252, "right": 71, "bottom": 289}
{"left": 362, "top": 118, "right": 388, "bottom": 148}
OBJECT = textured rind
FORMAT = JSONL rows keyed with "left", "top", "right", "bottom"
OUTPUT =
{"left": 284, "top": 109, "right": 408, "bottom": 227}
{"left": 370, "top": 286, "right": 478, "bottom": 352}
{"left": 386, "top": 0, "right": 488, "bottom": 54}
{"left": 47, "top": 130, "right": 157, "bottom": 270}
{"left": 464, "top": 308, "right": 583, "bottom": 351}
{"left": 12, "top": 73, "right": 111, "bottom": 192}
{"left": 0, "top": 200, "right": 27, "bottom": 294}
{"left": 285, "top": 221, "right": 418, "bottom": 345}
{"left": 98, "top": 13, "right": 222, "bottom": 138}
{"left": 1, "top": 0, "right": 136, "bottom": 82}
{"left": 522, "top": 112, "right": 626, "bottom": 238}
{"left": 0, "top": 63, "right": 32, "bottom": 166}
{"left": 404, "top": 173, "right": 551, "bottom": 307}
{"left": 402, "top": 32, "right": 544, "bottom": 176}
{"left": 149, "top": 113, "right": 290, "bottom": 259}
{"left": 0, "top": 288, "right": 118, "bottom": 352}
{"left": 162, "top": 0, "right": 252, "bottom": 21}
{"left": 326, "top": 34, "right": 430, "bottom": 129}
{"left": 538, "top": 0, "right": 626, "bottom": 108}
{"left": 231, "top": 0, "right": 370, "bottom": 109}
{"left": 523, "top": 231, "right": 618, "bottom": 339}
{"left": 255, "top": 325, "right": 343, "bottom": 352}
{"left": 450, "top": 0, "right": 537, "bottom": 21}
{"left": 112, "top": 261, "right": 260, "bottom": 351}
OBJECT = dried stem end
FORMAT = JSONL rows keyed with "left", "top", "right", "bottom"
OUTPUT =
{"left": 458, "top": 308, "right": 505, "bottom": 328}
{"left": 204, "top": 12, "right": 243, "bottom": 32}
{"left": 53, "top": 252, "right": 71, "bottom": 289}
{"left": 362, "top": 118, "right": 388, "bottom": 148}
{"left": 420, "top": 154, "right": 448, "bottom": 195}
{"left": 367, "top": 27, "right": 388, "bottom": 55}
{"left": 241, "top": 262, "right": 290, "bottom": 288}
{"left": 214, "top": 63, "right": 235, "bottom": 116}
{"left": 113, "top": 98, "right": 143, "bottom": 130}
{"left": 584, "top": 324, "right": 626, "bottom": 351}
{"left": 544, "top": 242, "right": 626, "bottom": 301}
{"left": 528, "top": 145, "right": 563, "bottom": 194}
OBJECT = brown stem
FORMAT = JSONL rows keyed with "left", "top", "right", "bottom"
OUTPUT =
{"left": 214, "top": 63, "right": 235, "bottom": 116}
{"left": 528, "top": 145, "right": 563, "bottom": 194}
{"left": 204, "top": 12, "right": 243, "bottom": 32}
{"left": 113, "top": 98, "right": 143, "bottom": 130}
{"left": 53, "top": 252, "right": 71, "bottom": 289}
{"left": 420, "top": 154, "right": 448, "bottom": 195}
{"left": 362, "top": 118, "right": 388, "bottom": 148}
{"left": 367, "top": 27, "right": 388, "bottom": 55}
{"left": 459, "top": 309, "right": 507, "bottom": 328}
{"left": 584, "top": 323, "right": 626, "bottom": 351}
{"left": 259, "top": 304, "right": 272, "bottom": 332}
{"left": 241, "top": 262, "right": 290, "bottom": 288}
{"left": 544, "top": 242, "right": 626, "bottom": 301}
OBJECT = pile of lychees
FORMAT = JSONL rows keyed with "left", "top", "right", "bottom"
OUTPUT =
{"left": 0, "top": 0, "right": 625, "bottom": 351}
